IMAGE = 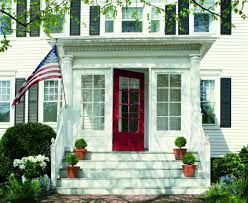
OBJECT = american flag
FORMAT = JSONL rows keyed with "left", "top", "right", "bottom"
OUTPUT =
{"left": 12, "top": 46, "right": 62, "bottom": 106}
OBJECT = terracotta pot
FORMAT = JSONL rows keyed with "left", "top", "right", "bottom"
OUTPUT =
{"left": 173, "top": 148, "right": 187, "bottom": 160}
{"left": 74, "top": 149, "right": 87, "bottom": 160}
{"left": 182, "top": 165, "right": 196, "bottom": 177}
{"left": 67, "top": 166, "right": 80, "bottom": 178}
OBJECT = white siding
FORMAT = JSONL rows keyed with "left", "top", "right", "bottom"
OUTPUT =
{"left": 201, "top": 13, "right": 248, "bottom": 157}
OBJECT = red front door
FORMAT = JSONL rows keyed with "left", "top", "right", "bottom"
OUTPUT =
{"left": 113, "top": 69, "right": 144, "bottom": 151}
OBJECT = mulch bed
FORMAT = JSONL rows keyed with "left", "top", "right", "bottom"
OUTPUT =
{"left": 41, "top": 194, "right": 205, "bottom": 203}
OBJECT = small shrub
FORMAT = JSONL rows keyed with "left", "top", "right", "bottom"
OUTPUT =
{"left": 174, "top": 136, "right": 187, "bottom": 148}
{"left": 75, "top": 139, "right": 87, "bottom": 149}
{"left": 66, "top": 154, "right": 78, "bottom": 166}
{"left": 182, "top": 152, "right": 196, "bottom": 165}
{"left": 0, "top": 123, "right": 56, "bottom": 179}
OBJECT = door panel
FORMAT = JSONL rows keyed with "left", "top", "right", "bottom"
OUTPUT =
{"left": 113, "top": 69, "right": 144, "bottom": 151}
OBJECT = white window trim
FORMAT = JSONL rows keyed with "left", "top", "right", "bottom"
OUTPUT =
{"left": 0, "top": 76, "right": 15, "bottom": 127}
{"left": 200, "top": 74, "right": 221, "bottom": 129}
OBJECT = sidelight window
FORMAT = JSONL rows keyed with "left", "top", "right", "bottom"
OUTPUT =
{"left": 157, "top": 74, "right": 181, "bottom": 130}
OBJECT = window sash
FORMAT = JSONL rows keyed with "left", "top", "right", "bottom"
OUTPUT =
{"left": 0, "top": 80, "right": 10, "bottom": 122}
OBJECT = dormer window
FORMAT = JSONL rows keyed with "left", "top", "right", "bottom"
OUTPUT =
{"left": 122, "top": 7, "right": 143, "bottom": 32}
{"left": 194, "top": 0, "right": 214, "bottom": 32}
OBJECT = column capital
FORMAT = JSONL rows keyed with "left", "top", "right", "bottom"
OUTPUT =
{"left": 62, "top": 55, "right": 73, "bottom": 63}
{"left": 189, "top": 54, "right": 201, "bottom": 62}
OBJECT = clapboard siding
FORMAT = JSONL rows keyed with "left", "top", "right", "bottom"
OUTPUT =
{"left": 201, "top": 13, "right": 248, "bottom": 157}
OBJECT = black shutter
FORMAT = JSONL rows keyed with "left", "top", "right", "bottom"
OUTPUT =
{"left": 28, "top": 84, "right": 39, "bottom": 122}
{"left": 15, "top": 78, "right": 25, "bottom": 124}
{"left": 16, "top": 0, "right": 27, "bottom": 37}
{"left": 30, "top": 0, "right": 40, "bottom": 37}
{"left": 220, "top": 78, "right": 231, "bottom": 127}
{"left": 89, "top": 6, "right": 100, "bottom": 35}
{"left": 178, "top": 0, "right": 189, "bottom": 35}
{"left": 165, "top": 4, "right": 176, "bottom": 35}
{"left": 70, "top": 0, "right": 81, "bottom": 36}
{"left": 221, "top": 0, "right": 232, "bottom": 35}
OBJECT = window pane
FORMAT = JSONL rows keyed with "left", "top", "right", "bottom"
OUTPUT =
{"left": 82, "top": 89, "right": 92, "bottom": 102}
{"left": 130, "top": 90, "right": 139, "bottom": 104}
{"left": 157, "top": 117, "right": 168, "bottom": 130}
{"left": 122, "top": 21, "right": 142, "bottom": 32}
{"left": 157, "top": 89, "right": 168, "bottom": 102}
{"left": 157, "top": 103, "right": 168, "bottom": 116}
{"left": 94, "top": 89, "right": 105, "bottom": 102}
{"left": 0, "top": 16, "right": 12, "bottom": 35}
{"left": 170, "top": 103, "right": 181, "bottom": 116}
{"left": 151, "top": 20, "right": 160, "bottom": 32}
{"left": 82, "top": 75, "right": 93, "bottom": 88}
{"left": 194, "top": 13, "right": 209, "bottom": 32}
{"left": 93, "top": 103, "right": 104, "bottom": 117}
{"left": 49, "top": 14, "right": 64, "bottom": 33}
{"left": 122, "top": 7, "right": 143, "bottom": 20}
{"left": 43, "top": 102, "right": 57, "bottom": 122}
{"left": 157, "top": 75, "right": 168, "bottom": 87}
{"left": 94, "top": 75, "right": 105, "bottom": 88}
{"left": 0, "top": 102, "right": 10, "bottom": 122}
{"left": 170, "top": 75, "right": 181, "bottom": 87}
{"left": 201, "top": 102, "right": 215, "bottom": 124}
{"left": 130, "top": 78, "right": 139, "bottom": 89}
{"left": 105, "top": 21, "right": 113, "bottom": 32}
{"left": 119, "top": 118, "right": 128, "bottom": 132}
{"left": 120, "top": 90, "right": 128, "bottom": 104}
{"left": 120, "top": 77, "right": 129, "bottom": 89}
{"left": 129, "top": 119, "right": 138, "bottom": 132}
{"left": 170, "top": 117, "right": 181, "bottom": 130}
{"left": 83, "top": 103, "right": 92, "bottom": 117}
{"left": 82, "top": 116, "right": 92, "bottom": 129}
{"left": 120, "top": 105, "right": 128, "bottom": 118}
{"left": 93, "top": 117, "right": 104, "bottom": 130}
{"left": 170, "top": 89, "right": 181, "bottom": 102}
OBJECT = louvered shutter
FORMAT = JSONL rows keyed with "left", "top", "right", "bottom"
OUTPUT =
{"left": 15, "top": 78, "right": 25, "bottom": 124}
{"left": 220, "top": 0, "right": 232, "bottom": 35}
{"left": 220, "top": 78, "right": 231, "bottom": 127}
{"left": 178, "top": 0, "right": 189, "bottom": 35}
{"left": 16, "top": 0, "right": 27, "bottom": 37}
{"left": 70, "top": 0, "right": 81, "bottom": 35}
{"left": 30, "top": 0, "right": 40, "bottom": 37}
{"left": 165, "top": 4, "right": 176, "bottom": 35}
{"left": 89, "top": 6, "right": 100, "bottom": 35}
{"left": 28, "top": 84, "right": 39, "bottom": 122}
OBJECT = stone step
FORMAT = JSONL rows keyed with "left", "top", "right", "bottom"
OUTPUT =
{"left": 56, "top": 187, "right": 208, "bottom": 195}
{"left": 61, "top": 160, "right": 201, "bottom": 169}
{"left": 57, "top": 177, "right": 207, "bottom": 188}
{"left": 64, "top": 151, "right": 199, "bottom": 161}
{"left": 59, "top": 168, "right": 205, "bottom": 179}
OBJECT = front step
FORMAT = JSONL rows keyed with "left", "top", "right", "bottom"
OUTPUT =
{"left": 59, "top": 168, "right": 205, "bottom": 178}
{"left": 57, "top": 151, "right": 208, "bottom": 195}
{"left": 56, "top": 187, "right": 208, "bottom": 195}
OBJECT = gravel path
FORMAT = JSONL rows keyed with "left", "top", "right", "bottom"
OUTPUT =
{"left": 41, "top": 194, "right": 205, "bottom": 203}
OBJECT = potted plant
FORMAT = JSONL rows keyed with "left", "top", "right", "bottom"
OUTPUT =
{"left": 173, "top": 136, "right": 187, "bottom": 160}
{"left": 74, "top": 138, "right": 88, "bottom": 160}
{"left": 66, "top": 153, "right": 79, "bottom": 178}
{"left": 182, "top": 152, "right": 197, "bottom": 177}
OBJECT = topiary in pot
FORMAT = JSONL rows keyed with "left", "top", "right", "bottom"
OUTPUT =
{"left": 66, "top": 154, "right": 79, "bottom": 178}
{"left": 74, "top": 139, "right": 88, "bottom": 160}
{"left": 173, "top": 136, "right": 187, "bottom": 160}
{"left": 182, "top": 152, "right": 197, "bottom": 177}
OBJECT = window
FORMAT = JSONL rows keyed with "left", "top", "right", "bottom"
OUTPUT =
{"left": 0, "top": 0, "right": 11, "bottom": 35}
{"left": 105, "top": 10, "right": 114, "bottom": 32}
{"left": 0, "top": 81, "right": 10, "bottom": 122}
{"left": 122, "top": 7, "right": 143, "bottom": 32}
{"left": 43, "top": 80, "right": 59, "bottom": 122}
{"left": 200, "top": 80, "right": 216, "bottom": 124}
{"left": 157, "top": 74, "right": 181, "bottom": 130}
{"left": 150, "top": 7, "right": 160, "bottom": 32}
{"left": 194, "top": 0, "right": 214, "bottom": 32}
{"left": 44, "top": 14, "right": 64, "bottom": 33}
{"left": 81, "top": 75, "right": 105, "bottom": 130}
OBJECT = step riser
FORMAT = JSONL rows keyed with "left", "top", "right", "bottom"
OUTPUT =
{"left": 65, "top": 152, "right": 199, "bottom": 161}
{"left": 59, "top": 169, "right": 204, "bottom": 179}
{"left": 56, "top": 188, "right": 207, "bottom": 195}
{"left": 57, "top": 178, "right": 207, "bottom": 188}
{"left": 62, "top": 161, "right": 201, "bottom": 169}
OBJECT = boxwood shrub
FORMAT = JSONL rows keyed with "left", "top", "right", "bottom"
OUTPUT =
{"left": 0, "top": 123, "right": 56, "bottom": 180}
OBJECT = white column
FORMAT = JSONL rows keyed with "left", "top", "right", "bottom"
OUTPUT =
{"left": 61, "top": 55, "right": 73, "bottom": 149}
{"left": 189, "top": 54, "right": 202, "bottom": 151}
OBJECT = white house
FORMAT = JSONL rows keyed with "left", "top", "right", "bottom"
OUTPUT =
{"left": 0, "top": 0, "right": 248, "bottom": 195}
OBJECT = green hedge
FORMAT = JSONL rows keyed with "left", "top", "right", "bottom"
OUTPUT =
{"left": 0, "top": 123, "right": 56, "bottom": 180}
